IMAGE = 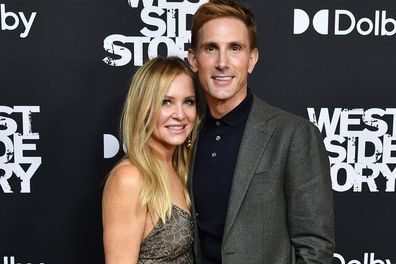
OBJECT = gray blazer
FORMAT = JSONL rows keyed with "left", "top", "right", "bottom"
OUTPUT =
{"left": 189, "top": 95, "right": 335, "bottom": 264}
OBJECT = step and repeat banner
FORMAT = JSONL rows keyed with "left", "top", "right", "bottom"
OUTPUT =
{"left": 1, "top": 0, "right": 395, "bottom": 263}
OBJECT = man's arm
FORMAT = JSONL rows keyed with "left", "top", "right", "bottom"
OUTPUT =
{"left": 285, "top": 120, "right": 335, "bottom": 264}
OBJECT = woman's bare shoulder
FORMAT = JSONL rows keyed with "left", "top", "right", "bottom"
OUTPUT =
{"left": 105, "top": 159, "right": 143, "bottom": 195}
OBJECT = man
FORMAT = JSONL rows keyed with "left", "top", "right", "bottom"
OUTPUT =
{"left": 187, "top": 0, "right": 335, "bottom": 263}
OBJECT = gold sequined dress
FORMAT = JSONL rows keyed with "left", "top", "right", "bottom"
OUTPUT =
{"left": 138, "top": 204, "right": 194, "bottom": 263}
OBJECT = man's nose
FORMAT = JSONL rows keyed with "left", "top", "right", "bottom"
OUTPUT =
{"left": 215, "top": 50, "right": 229, "bottom": 70}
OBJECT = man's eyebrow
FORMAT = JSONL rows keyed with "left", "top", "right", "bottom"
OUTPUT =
{"left": 199, "top": 41, "right": 218, "bottom": 48}
{"left": 230, "top": 41, "right": 249, "bottom": 48}
{"left": 199, "top": 41, "right": 247, "bottom": 48}
{"left": 230, "top": 41, "right": 244, "bottom": 46}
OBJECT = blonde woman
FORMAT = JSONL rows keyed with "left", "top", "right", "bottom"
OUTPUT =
{"left": 102, "top": 56, "right": 199, "bottom": 263}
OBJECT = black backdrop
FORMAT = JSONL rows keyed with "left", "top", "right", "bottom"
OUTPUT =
{"left": 1, "top": 0, "right": 395, "bottom": 263}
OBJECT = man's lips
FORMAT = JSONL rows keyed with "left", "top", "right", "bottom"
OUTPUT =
{"left": 212, "top": 76, "right": 233, "bottom": 81}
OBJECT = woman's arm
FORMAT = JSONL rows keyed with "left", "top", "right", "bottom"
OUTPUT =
{"left": 102, "top": 163, "right": 147, "bottom": 264}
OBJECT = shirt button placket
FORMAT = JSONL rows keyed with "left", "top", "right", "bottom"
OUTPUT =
{"left": 212, "top": 121, "right": 220, "bottom": 158}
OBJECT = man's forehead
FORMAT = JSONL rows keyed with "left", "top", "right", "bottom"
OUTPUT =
{"left": 199, "top": 16, "right": 247, "bottom": 31}
{"left": 197, "top": 18, "right": 249, "bottom": 42}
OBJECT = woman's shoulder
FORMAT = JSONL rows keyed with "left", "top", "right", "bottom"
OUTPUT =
{"left": 105, "top": 159, "right": 143, "bottom": 193}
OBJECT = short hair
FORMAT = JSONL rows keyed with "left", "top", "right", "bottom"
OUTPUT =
{"left": 190, "top": 0, "right": 257, "bottom": 50}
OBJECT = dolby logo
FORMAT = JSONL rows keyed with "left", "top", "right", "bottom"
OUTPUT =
{"left": 293, "top": 9, "right": 396, "bottom": 36}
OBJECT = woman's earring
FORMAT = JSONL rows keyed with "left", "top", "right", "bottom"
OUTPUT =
{"left": 185, "top": 135, "right": 192, "bottom": 149}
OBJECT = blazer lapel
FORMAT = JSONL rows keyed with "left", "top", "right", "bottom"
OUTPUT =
{"left": 222, "top": 96, "right": 277, "bottom": 243}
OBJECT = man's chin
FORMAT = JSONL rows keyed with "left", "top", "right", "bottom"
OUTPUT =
{"left": 207, "top": 89, "right": 234, "bottom": 100}
{"left": 214, "top": 92, "right": 234, "bottom": 101}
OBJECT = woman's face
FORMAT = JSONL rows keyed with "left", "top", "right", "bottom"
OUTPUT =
{"left": 150, "top": 73, "right": 197, "bottom": 152}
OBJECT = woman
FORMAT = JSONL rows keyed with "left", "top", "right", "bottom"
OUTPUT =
{"left": 102, "top": 56, "right": 199, "bottom": 263}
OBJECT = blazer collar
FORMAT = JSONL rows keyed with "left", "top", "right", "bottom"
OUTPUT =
{"left": 222, "top": 95, "right": 279, "bottom": 243}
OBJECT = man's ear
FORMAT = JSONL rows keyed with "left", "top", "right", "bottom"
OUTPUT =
{"left": 187, "top": 48, "right": 198, "bottom": 73}
{"left": 248, "top": 48, "right": 259, "bottom": 74}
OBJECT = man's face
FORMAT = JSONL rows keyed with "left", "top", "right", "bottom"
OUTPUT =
{"left": 188, "top": 17, "right": 258, "bottom": 111}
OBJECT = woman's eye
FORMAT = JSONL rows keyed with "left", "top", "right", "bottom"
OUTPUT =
{"left": 185, "top": 99, "right": 195, "bottom": 106}
{"left": 162, "top": 99, "right": 171, "bottom": 106}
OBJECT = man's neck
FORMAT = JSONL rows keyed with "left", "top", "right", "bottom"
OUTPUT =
{"left": 207, "top": 91, "right": 247, "bottom": 119}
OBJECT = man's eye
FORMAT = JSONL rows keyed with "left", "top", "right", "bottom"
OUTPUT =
{"left": 231, "top": 45, "right": 241, "bottom": 51}
{"left": 206, "top": 45, "right": 216, "bottom": 52}
{"left": 162, "top": 99, "right": 171, "bottom": 105}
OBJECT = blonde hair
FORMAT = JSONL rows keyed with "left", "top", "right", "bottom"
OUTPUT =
{"left": 120, "top": 56, "right": 200, "bottom": 222}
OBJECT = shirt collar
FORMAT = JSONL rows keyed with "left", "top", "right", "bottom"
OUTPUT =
{"left": 204, "top": 89, "right": 253, "bottom": 130}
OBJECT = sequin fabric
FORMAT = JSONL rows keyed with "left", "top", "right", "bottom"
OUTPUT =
{"left": 138, "top": 204, "right": 193, "bottom": 263}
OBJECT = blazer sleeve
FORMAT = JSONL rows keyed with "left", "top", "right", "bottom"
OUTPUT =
{"left": 285, "top": 120, "right": 335, "bottom": 264}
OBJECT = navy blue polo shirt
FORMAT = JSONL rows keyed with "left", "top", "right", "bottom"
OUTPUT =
{"left": 193, "top": 92, "right": 253, "bottom": 264}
